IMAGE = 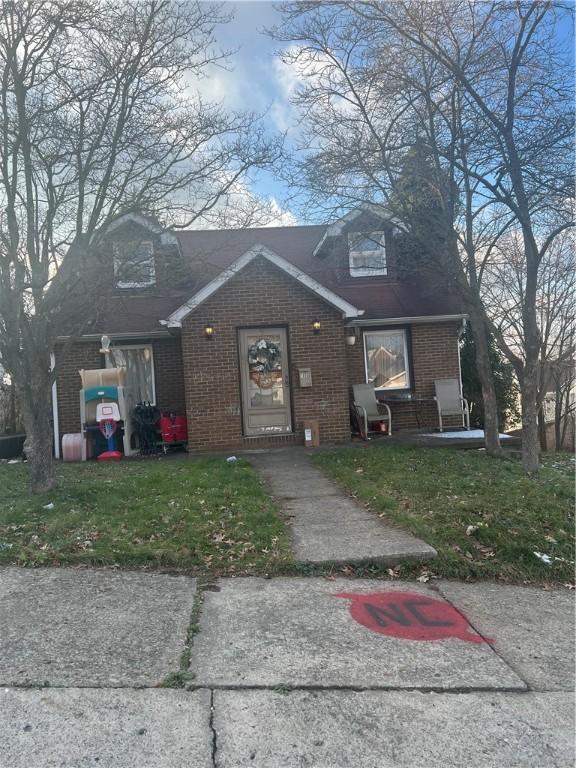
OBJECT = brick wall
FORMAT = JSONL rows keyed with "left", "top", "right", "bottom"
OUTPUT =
{"left": 152, "top": 337, "right": 186, "bottom": 414}
{"left": 55, "top": 341, "right": 102, "bottom": 440}
{"left": 54, "top": 336, "right": 185, "bottom": 446}
{"left": 54, "top": 286, "right": 462, "bottom": 452}
{"left": 346, "top": 322, "right": 463, "bottom": 431}
{"left": 181, "top": 256, "right": 350, "bottom": 450}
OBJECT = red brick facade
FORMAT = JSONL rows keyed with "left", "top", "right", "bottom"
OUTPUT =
{"left": 346, "top": 322, "right": 463, "bottom": 431}
{"left": 181, "top": 256, "right": 350, "bottom": 450}
{"left": 55, "top": 341, "right": 102, "bottom": 441}
{"left": 54, "top": 261, "right": 463, "bottom": 451}
{"left": 150, "top": 337, "right": 186, "bottom": 415}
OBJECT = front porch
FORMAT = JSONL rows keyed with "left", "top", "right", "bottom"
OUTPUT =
{"left": 349, "top": 428, "right": 521, "bottom": 451}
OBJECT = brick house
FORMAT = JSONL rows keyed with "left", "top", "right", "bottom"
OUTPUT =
{"left": 52, "top": 207, "right": 466, "bottom": 455}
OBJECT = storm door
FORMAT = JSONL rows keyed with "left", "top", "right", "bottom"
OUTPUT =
{"left": 238, "top": 328, "right": 292, "bottom": 436}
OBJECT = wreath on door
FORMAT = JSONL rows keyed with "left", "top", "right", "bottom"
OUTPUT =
{"left": 248, "top": 338, "right": 282, "bottom": 389}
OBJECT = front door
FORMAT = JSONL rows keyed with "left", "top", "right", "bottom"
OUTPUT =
{"left": 238, "top": 328, "right": 292, "bottom": 436}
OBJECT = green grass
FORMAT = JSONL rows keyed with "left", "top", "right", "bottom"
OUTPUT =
{"left": 313, "top": 446, "right": 575, "bottom": 584}
{"left": 2, "top": 448, "right": 573, "bottom": 584}
{"left": 0, "top": 456, "right": 292, "bottom": 573}
{"left": 159, "top": 578, "right": 207, "bottom": 688}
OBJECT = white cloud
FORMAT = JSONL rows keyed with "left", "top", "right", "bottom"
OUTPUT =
{"left": 191, "top": 71, "right": 231, "bottom": 106}
{"left": 264, "top": 198, "right": 298, "bottom": 226}
{"left": 184, "top": 177, "right": 298, "bottom": 230}
{"left": 274, "top": 45, "right": 332, "bottom": 93}
{"left": 269, "top": 49, "right": 305, "bottom": 133}
{"left": 271, "top": 44, "right": 358, "bottom": 126}
{"left": 272, "top": 49, "right": 302, "bottom": 100}
{"left": 269, "top": 99, "right": 293, "bottom": 134}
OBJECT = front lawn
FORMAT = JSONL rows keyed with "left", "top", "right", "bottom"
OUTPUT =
{"left": 0, "top": 456, "right": 292, "bottom": 573}
{"left": 314, "top": 446, "right": 574, "bottom": 584}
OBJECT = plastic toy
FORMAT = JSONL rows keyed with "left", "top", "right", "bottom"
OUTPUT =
{"left": 78, "top": 369, "right": 134, "bottom": 460}
{"left": 96, "top": 402, "right": 123, "bottom": 461}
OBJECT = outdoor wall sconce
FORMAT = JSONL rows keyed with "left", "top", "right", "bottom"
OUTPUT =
{"left": 345, "top": 327, "right": 358, "bottom": 345}
{"left": 100, "top": 335, "right": 111, "bottom": 355}
{"left": 312, "top": 320, "right": 321, "bottom": 335}
{"left": 204, "top": 323, "right": 214, "bottom": 338}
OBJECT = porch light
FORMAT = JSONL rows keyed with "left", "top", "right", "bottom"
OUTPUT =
{"left": 100, "top": 335, "right": 111, "bottom": 355}
{"left": 346, "top": 333, "right": 356, "bottom": 346}
{"left": 204, "top": 323, "right": 214, "bottom": 338}
{"left": 312, "top": 320, "right": 321, "bottom": 334}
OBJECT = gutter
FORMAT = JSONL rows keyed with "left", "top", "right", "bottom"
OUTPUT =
{"left": 347, "top": 313, "right": 467, "bottom": 327}
{"left": 55, "top": 330, "right": 173, "bottom": 343}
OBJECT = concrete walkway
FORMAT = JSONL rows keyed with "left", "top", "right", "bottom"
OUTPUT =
{"left": 251, "top": 448, "right": 437, "bottom": 564}
{"left": 0, "top": 569, "right": 574, "bottom": 767}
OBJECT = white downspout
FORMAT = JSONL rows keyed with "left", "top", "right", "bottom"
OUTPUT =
{"left": 457, "top": 319, "right": 466, "bottom": 392}
{"left": 50, "top": 352, "right": 60, "bottom": 459}
{"left": 457, "top": 319, "right": 466, "bottom": 428}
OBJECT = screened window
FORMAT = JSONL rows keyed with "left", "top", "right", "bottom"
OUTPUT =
{"left": 364, "top": 330, "right": 410, "bottom": 390}
{"left": 348, "top": 232, "right": 387, "bottom": 277}
{"left": 106, "top": 345, "right": 156, "bottom": 404}
{"left": 113, "top": 240, "right": 155, "bottom": 288}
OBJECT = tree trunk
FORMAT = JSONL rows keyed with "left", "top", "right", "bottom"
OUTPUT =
{"left": 537, "top": 407, "right": 548, "bottom": 452}
{"left": 467, "top": 306, "right": 503, "bottom": 456}
{"left": 520, "top": 368, "right": 540, "bottom": 475}
{"left": 16, "top": 364, "right": 55, "bottom": 493}
{"left": 8, "top": 383, "right": 16, "bottom": 433}
{"left": 554, "top": 386, "right": 562, "bottom": 451}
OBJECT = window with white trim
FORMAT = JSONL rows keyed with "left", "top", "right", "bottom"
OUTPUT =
{"left": 106, "top": 344, "right": 156, "bottom": 404}
{"left": 364, "top": 329, "right": 410, "bottom": 390}
{"left": 113, "top": 240, "right": 155, "bottom": 288}
{"left": 348, "top": 232, "right": 387, "bottom": 277}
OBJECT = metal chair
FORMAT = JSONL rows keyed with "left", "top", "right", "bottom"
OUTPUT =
{"left": 433, "top": 379, "right": 470, "bottom": 432}
{"left": 352, "top": 384, "right": 392, "bottom": 439}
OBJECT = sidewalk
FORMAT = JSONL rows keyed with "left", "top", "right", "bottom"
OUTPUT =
{"left": 251, "top": 449, "right": 437, "bottom": 564}
{"left": 0, "top": 568, "right": 573, "bottom": 767}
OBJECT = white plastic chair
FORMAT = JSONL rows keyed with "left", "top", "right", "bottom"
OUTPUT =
{"left": 434, "top": 379, "right": 470, "bottom": 432}
{"left": 352, "top": 384, "right": 392, "bottom": 439}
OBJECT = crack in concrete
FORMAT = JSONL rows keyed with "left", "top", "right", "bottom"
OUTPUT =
{"left": 209, "top": 689, "right": 218, "bottom": 768}
{"left": 434, "top": 585, "right": 534, "bottom": 692}
{"left": 187, "top": 683, "right": 530, "bottom": 694}
{"left": 3, "top": 682, "right": 561, "bottom": 693}
{"left": 158, "top": 580, "right": 208, "bottom": 689}
{"left": 273, "top": 494, "right": 348, "bottom": 501}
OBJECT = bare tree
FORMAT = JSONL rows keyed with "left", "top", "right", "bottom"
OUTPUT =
{"left": 550, "top": 358, "right": 575, "bottom": 451}
{"left": 484, "top": 228, "right": 575, "bottom": 450}
{"left": 0, "top": 365, "right": 21, "bottom": 434}
{"left": 271, "top": 3, "right": 509, "bottom": 455}
{"left": 0, "top": 0, "right": 280, "bottom": 492}
{"left": 272, "top": 0, "right": 574, "bottom": 473}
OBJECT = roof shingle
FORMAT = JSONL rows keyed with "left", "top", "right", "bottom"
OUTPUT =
{"left": 57, "top": 223, "right": 463, "bottom": 336}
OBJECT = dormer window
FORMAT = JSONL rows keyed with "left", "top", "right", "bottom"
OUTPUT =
{"left": 348, "top": 232, "right": 387, "bottom": 277}
{"left": 113, "top": 240, "right": 155, "bottom": 288}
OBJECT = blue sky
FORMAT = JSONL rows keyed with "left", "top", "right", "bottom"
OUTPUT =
{"left": 192, "top": 2, "right": 301, "bottom": 221}
{"left": 192, "top": 1, "right": 575, "bottom": 227}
